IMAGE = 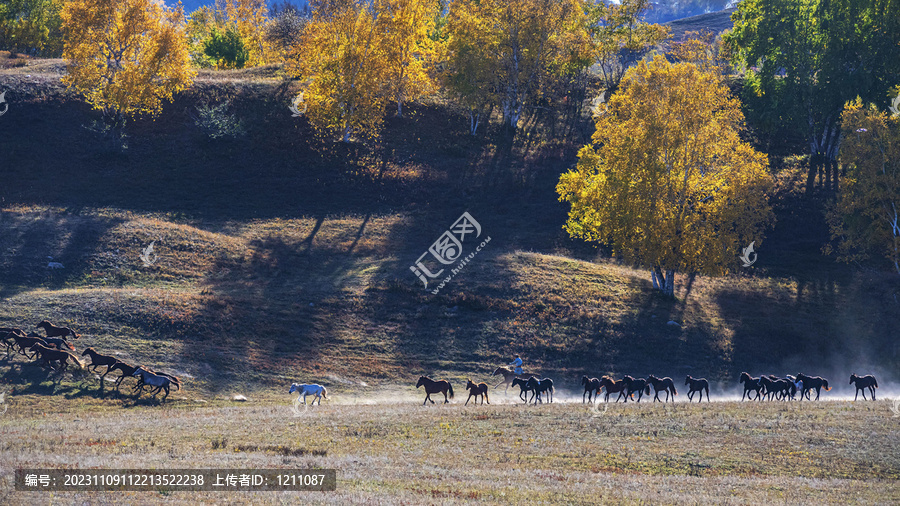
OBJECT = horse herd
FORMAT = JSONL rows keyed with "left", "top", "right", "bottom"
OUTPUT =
{"left": 1, "top": 322, "right": 884, "bottom": 406}
{"left": 413, "top": 366, "right": 881, "bottom": 406}
{"left": 0, "top": 322, "right": 182, "bottom": 401}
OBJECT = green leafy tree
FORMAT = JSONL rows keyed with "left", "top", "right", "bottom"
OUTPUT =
{"left": 725, "top": 0, "right": 900, "bottom": 192}
{"left": 0, "top": 0, "right": 64, "bottom": 56}
{"left": 203, "top": 26, "right": 249, "bottom": 69}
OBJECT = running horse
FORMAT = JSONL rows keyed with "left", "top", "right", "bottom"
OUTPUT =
{"left": 795, "top": 373, "right": 831, "bottom": 401}
{"left": 527, "top": 377, "right": 554, "bottom": 403}
{"left": 598, "top": 375, "right": 630, "bottom": 403}
{"left": 28, "top": 343, "right": 84, "bottom": 372}
{"left": 289, "top": 383, "right": 327, "bottom": 406}
{"left": 36, "top": 320, "right": 80, "bottom": 340}
{"left": 581, "top": 376, "right": 602, "bottom": 404}
{"left": 647, "top": 375, "right": 678, "bottom": 403}
{"left": 849, "top": 374, "right": 877, "bottom": 401}
{"left": 621, "top": 375, "right": 651, "bottom": 403}
{"left": 739, "top": 372, "right": 763, "bottom": 401}
{"left": 465, "top": 379, "right": 490, "bottom": 405}
{"left": 132, "top": 367, "right": 181, "bottom": 401}
{"left": 511, "top": 377, "right": 536, "bottom": 403}
{"left": 81, "top": 348, "right": 119, "bottom": 383}
{"left": 491, "top": 366, "right": 520, "bottom": 393}
{"left": 416, "top": 376, "right": 454, "bottom": 405}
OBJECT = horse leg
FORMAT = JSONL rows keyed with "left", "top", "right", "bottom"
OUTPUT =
{"left": 443, "top": 390, "right": 449, "bottom": 404}
{"left": 466, "top": 394, "right": 471, "bottom": 406}
{"left": 484, "top": 391, "right": 489, "bottom": 405}
{"left": 870, "top": 386, "right": 876, "bottom": 400}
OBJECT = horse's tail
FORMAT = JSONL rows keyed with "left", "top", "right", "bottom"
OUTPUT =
{"left": 823, "top": 379, "right": 831, "bottom": 391}
{"left": 874, "top": 378, "right": 878, "bottom": 388}
{"left": 644, "top": 385, "right": 651, "bottom": 395}
{"left": 672, "top": 384, "right": 678, "bottom": 395}
{"left": 66, "top": 341, "right": 75, "bottom": 351}
{"left": 322, "top": 386, "right": 327, "bottom": 398}
{"left": 68, "top": 353, "right": 85, "bottom": 369}
{"left": 448, "top": 383, "right": 454, "bottom": 399}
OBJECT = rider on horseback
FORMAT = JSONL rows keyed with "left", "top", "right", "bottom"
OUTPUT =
{"left": 509, "top": 354, "right": 523, "bottom": 376}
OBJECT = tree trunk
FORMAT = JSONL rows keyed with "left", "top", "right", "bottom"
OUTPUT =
{"left": 664, "top": 270, "right": 675, "bottom": 298}
{"left": 651, "top": 269, "right": 660, "bottom": 290}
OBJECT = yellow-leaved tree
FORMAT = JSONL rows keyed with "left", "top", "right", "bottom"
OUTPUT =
{"left": 445, "top": 0, "right": 590, "bottom": 130}
{"left": 380, "top": 0, "right": 439, "bottom": 117}
{"left": 826, "top": 97, "right": 900, "bottom": 274}
{"left": 62, "top": 0, "right": 194, "bottom": 130}
{"left": 286, "top": 0, "right": 390, "bottom": 142}
{"left": 557, "top": 58, "right": 775, "bottom": 297}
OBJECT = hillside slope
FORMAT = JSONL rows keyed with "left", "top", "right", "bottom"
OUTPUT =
{"left": 0, "top": 65, "right": 898, "bottom": 403}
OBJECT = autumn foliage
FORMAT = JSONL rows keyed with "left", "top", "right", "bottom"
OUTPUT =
{"left": 61, "top": 0, "right": 195, "bottom": 121}
{"left": 557, "top": 58, "right": 775, "bottom": 296}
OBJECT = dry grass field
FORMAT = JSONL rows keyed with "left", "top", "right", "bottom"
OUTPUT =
{"left": 1, "top": 393, "right": 899, "bottom": 505}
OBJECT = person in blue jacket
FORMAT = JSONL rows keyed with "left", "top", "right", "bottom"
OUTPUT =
{"left": 509, "top": 354, "right": 523, "bottom": 376}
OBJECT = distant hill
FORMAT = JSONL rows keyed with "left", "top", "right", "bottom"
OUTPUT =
{"left": 664, "top": 8, "right": 737, "bottom": 41}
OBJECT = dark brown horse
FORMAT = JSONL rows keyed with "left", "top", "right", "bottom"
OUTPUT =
{"left": 465, "top": 379, "right": 490, "bottom": 405}
{"left": 581, "top": 376, "right": 602, "bottom": 403}
{"left": 684, "top": 375, "right": 710, "bottom": 402}
{"left": 36, "top": 320, "right": 80, "bottom": 339}
{"left": 12, "top": 333, "right": 48, "bottom": 358}
{"left": 622, "top": 375, "right": 651, "bottom": 403}
{"left": 29, "top": 343, "right": 85, "bottom": 372}
{"left": 81, "top": 348, "right": 119, "bottom": 381}
{"left": 796, "top": 373, "right": 831, "bottom": 401}
{"left": 108, "top": 361, "right": 144, "bottom": 390}
{"left": 739, "top": 372, "right": 763, "bottom": 401}
{"left": 416, "top": 376, "right": 454, "bottom": 405}
{"left": 647, "top": 375, "right": 677, "bottom": 402}
{"left": 849, "top": 374, "right": 878, "bottom": 400}
{"left": 599, "top": 375, "right": 630, "bottom": 403}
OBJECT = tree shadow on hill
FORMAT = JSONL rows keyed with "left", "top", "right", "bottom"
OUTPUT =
{"left": 0, "top": 210, "right": 124, "bottom": 300}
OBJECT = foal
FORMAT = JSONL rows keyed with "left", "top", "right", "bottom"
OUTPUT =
{"left": 465, "top": 379, "right": 490, "bottom": 405}
{"left": 581, "top": 376, "right": 602, "bottom": 404}
{"left": 849, "top": 374, "right": 878, "bottom": 400}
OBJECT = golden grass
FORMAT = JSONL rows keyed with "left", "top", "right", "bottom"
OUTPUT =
{"left": 0, "top": 398, "right": 898, "bottom": 504}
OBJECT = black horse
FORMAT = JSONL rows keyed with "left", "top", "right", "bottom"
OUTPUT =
{"left": 849, "top": 374, "right": 878, "bottom": 401}
{"left": 796, "top": 373, "right": 831, "bottom": 401}
{"left": 512, "top": 377, "right": 537, "bottom": 404}
{"left": 647, "top": 375, "right": 677, "bottom": 403}
{"left": 684, "top": 375, "right": 710, "bottom": 402}
{"left": 581, "top": 376, "right": 602, "bottom": 404}
{"left": 527, "top": 377, "right": 554, "bottom": 403}
{"left": 622, "top": 375, "right": 651, "bottom": 403}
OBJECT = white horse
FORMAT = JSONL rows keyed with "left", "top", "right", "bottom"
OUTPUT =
{"left": 289, "top": 383, "right": 327, "bottom": 406}
{"left": 132, "top": 367, "right": 181, "bottom": 401}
